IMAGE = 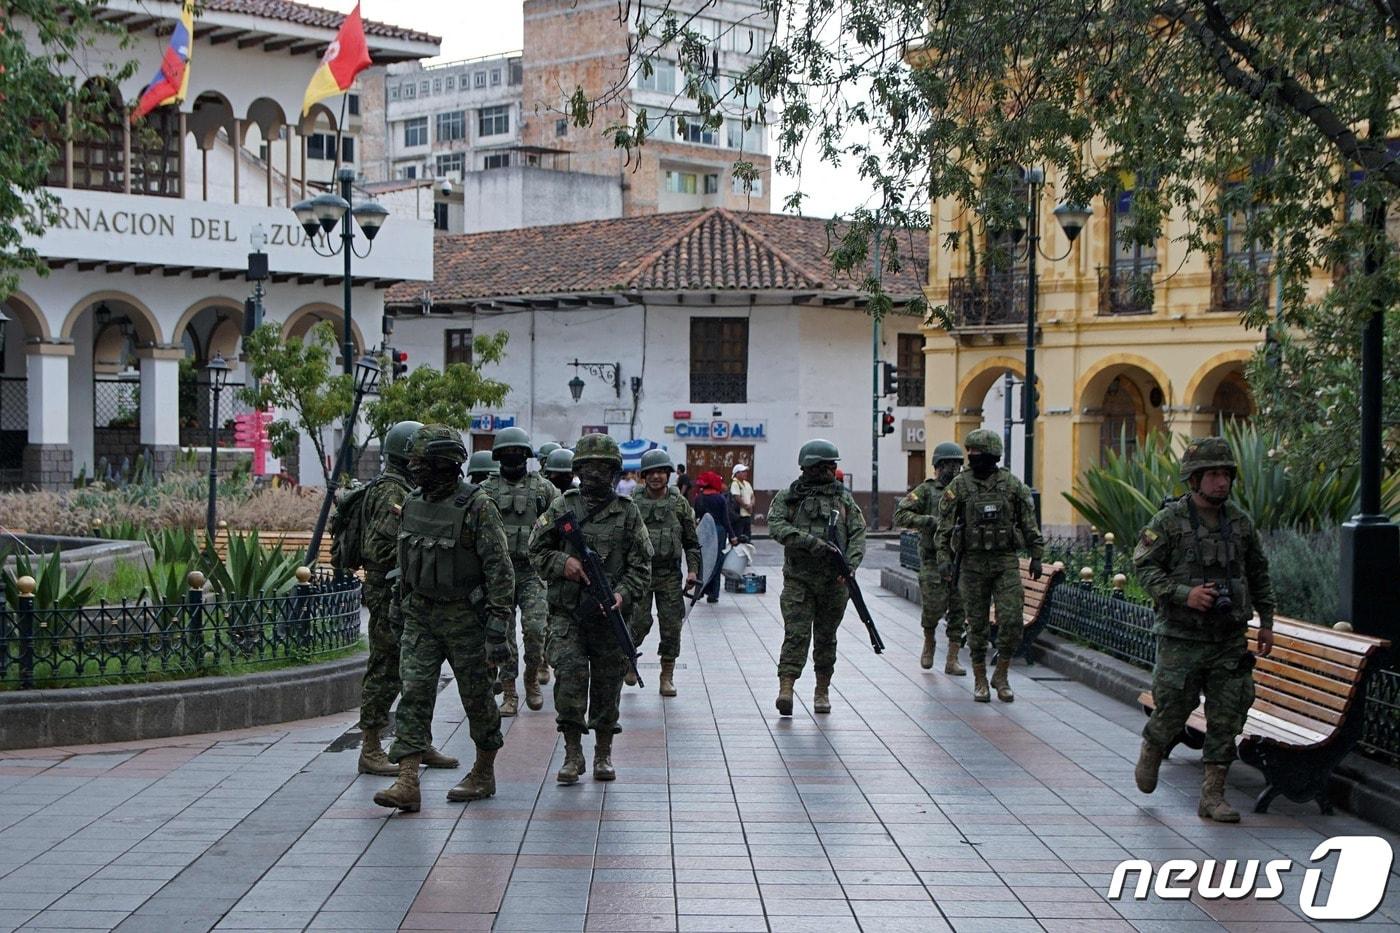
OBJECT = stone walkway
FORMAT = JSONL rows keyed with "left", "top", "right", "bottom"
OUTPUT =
{"left": 1, "top": 558, "right": 1398, "bottom": 932}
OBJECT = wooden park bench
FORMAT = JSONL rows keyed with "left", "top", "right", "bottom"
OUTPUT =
{"left": 212, "top": 528, "right": 336, "bottom": 571}
{"left": 989, "top": 557, "right": 1067, "bottom": 663}
{"left": 1137, "top": 616, "right": 1390, "bottom": 814}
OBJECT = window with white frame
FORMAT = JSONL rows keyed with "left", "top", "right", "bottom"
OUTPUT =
{"left": 676, "top": 118, "right": 718, "bottom": 145}
{"left": 490, "top": 68, "right": 502, "bottom": 86}
{"left": 473, "top": 71, "right": 486, "bottom": 88}
{"left": 704, "top": 173, "right": 719, "bottom": 194}
{"left": 665, "top": 171, "right": 698, "bottom": 194}
{"left": 436, "top": 110, "right": 466, "bottom": 142}
{"left": 479, "top": 105, "right": 510, "bottom": 137}
{"left": 403, "top": 117, "right": 428, "bottom": 147}
{"left": 636, "top": 60, "right": 676, "bottom": 94}
{"left": 483, "top": 152, "right": 511, "bottom": 170}
{"left": 445, "top": 75, "right": 455, "bottom": 90}
{"left": 731, "top": 174, "right": 763, "bottom": 195}
{"left": 725, "top": 119, "right": 743, "bottom": 149}
{"left": 436, "top": 152, "right": 465, "bottom": 177}
{"left": 402, "top": 82, "right": 415, "bottom": 99}
{"left": 432, "top": 78, "right": 442, "bottom": 94}
{"left": 420, "top": 80, "right": 429, "bottom": 95}
{"left": 389, "top": 85, "right": 400, "bottom": 100}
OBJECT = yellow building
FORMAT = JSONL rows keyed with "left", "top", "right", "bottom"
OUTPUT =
{"left": 921, "top": 172, "right": 1267, "bottom": 534}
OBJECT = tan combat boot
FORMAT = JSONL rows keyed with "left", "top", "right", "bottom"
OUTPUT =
{"left": 1135, "top": 740, "right": 1163, "bottom": 794}
{"left": 1198, "top": 764, "right": 1241, "bottom": 823}
{"left": 447, "top": 748, "right": 497, "bottom": 801}
{"left": 523, "top": 665, "right": 544, "bottom": 711}
{"left": 593, "top": 733, "right": 616, "bottom": 781}
{"left": 991, "top": 657, "right": 1015, "bottom": 703}
{"left": 659, "top": 659, "right": 677, "bottom": 697}
{"left": 775, "top": 675, "right": 796, "bottom": 716}
{"left": 537, "top": 664, "right": 552, "bottom": 686}
{"left": 372, "top": 753, "right": 422, "bottom": 812}
{"left": 421, "top": 746, "right": 460, "bottom": 769}
{"left": 920, "top": 631, "right": 936, "bottom": 670}
{"left": 499, "top": 681, "right": 519, "bottom": 717}
{"left": 357, "top": 728, "right": 398, "bottom": 776}
{"left": 813, "top": 673, "right": 832, "bottom": 714}
{"left": 972, "top": 661, "right": 991, "bottom": 702}
{"left": 944, "top": 641, "right": 966, "bottom": 677}
{"left": 557, "top": 731, "right": 585, "bottom": 785}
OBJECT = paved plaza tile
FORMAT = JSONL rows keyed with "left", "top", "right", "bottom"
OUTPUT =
{"left": 1, "top": 551, "right": 1398, "bottom": 932}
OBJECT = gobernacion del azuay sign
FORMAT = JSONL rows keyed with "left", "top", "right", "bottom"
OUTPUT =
{"left": 53, "top": 203, "right": 312, "bottom": 246}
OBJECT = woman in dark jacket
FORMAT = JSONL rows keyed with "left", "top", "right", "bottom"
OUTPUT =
{"left": 693, "top": 471, "right": 737, "bottom": 603}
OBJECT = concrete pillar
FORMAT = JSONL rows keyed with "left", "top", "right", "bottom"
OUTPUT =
{"left": 24, "top": 344, "right": 74, "bottom": 489}
{"left": 139, "top": 346, "right": 183, "bottom": 475}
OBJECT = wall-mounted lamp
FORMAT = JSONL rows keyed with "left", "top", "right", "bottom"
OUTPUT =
{"left": 567, "top": 358, "right": 621, "bottom": 402}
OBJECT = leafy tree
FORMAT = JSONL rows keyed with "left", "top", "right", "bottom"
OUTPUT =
{"left": 0, "top": 3, "right": 137, "bottom": 298}
{"left": 364, "top": 331, "right": 510, "bottom": 441}
{"left": 238, "top": 321, "right": 352, "bottom": 487}
{"left": 576, "top": 1, "right": 1399, "bottom": 469}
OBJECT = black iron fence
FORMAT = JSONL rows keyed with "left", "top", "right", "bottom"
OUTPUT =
{"left": 0, "top": 573, "right": 362, "bottom": 690}
{"left": 94, "top": 375, "right": 140, "bottom": 430}
{"left": 946, "top": 272, "right": 1031, "bottom": 330}
{"left": 179, "top": 378, "right": 253, "bottom": 448}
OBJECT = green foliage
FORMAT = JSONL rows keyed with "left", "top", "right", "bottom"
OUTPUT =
{"left": 1261, "top": 528, "right": 1341, "bottom": 627}
{"left": 365, "top": 331, "right": 511, "bottom": 441}
{"left": 2, "top": 550, "right": 96, "bottom": 610}
{"left": 238, "top": 321, "right": 353, "bottom": 487}
{"left": 0, "top": 4, "right": 138, "bottom": 298}
{"left": 206, "top": 531, "right": 299, "bottom": 598}
{"left": 145, "top": 527, "right": 202, "bottom": 566}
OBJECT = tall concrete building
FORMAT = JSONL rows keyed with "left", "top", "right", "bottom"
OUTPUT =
{"left": 360, "top": 0, "right": 773, "bottom": 232}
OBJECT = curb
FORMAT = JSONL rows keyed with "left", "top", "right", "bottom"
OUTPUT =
{"left": 0, "top": 654, "right": 367, "bottom": 750}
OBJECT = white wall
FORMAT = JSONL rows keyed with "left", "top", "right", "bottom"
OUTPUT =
{"left": 459, "top": 167, "right": 623, "bottom": 233}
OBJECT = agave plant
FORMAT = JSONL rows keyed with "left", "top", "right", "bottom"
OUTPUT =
{"left": 206, "top": 530, "right": 300, "bottom": 599}
{"left": 2, "top": 550, "right": 97, "bottom": 610}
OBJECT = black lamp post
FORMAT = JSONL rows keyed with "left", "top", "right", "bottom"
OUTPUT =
{"left": 305, "top": 354, "right": 382, "bottom": 568}
{"left": 291, "top": 167, "right": 388, "bottom": 377}
{"left": 204, "top": 354, "right": 231, "bottom": 547}
{"left": 1001, "top": 168, "right": 1092, "bottom": 525}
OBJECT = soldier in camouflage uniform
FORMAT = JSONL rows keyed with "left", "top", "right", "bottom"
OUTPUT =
{"left": 768, "top": 439, "right": 867, "bottom": 717}
{"left": 544, "top": 447, "right": 575, "bottom": 495}
{"left": 934, "top": 429, "right": 1044, "bottom": 704}
{"left": 895, "top": 441, "right": 968, "bottom": 676}
{"left": 482, "top": 427, "right": 560, "bottom": 716}
{"left": 629, "top": 449, "right": 702, "bottom": 697}
{"left": 1132, "top": 436, "right": 1275, "bottom": 823}
{"left": 373, "top": 425, "right": 515, "bottom": 812}
{"left": 528, "top": 434, "right": 652, "bottom": 784}
{"left": 467, "top": 449, "right": 499, "bottom": 484}
{"left": 356, "top": 421, "right": 461, "bottom": 777}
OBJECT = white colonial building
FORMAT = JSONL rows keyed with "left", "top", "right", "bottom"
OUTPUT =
{"left": 383, "top": 209, "right": 934, "bottom": 526}
{"left": 2, "top": 0, "right": 438, "bottom": 488}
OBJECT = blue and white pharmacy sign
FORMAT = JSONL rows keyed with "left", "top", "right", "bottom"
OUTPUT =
{"left": 471, "top": 413, "right": 518, "bottom": 432}
{"left": 668, "top": 419, "right": 767, "bottom": 443}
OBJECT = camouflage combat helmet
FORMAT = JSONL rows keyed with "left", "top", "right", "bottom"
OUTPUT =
{"left": 573, "top": 433, "right": 622, "bottom": 466}
{"left": 544, "top": 448, "right": 574, "bottom": 474}
{"left": 410, "top": 424, "right": 467, "bottom": 464}
{"left": 638, "top": 449, "right": 673, "bottom": 474}
{"left": 536, "top": 441, "right": 562, "bottom": 460}
{"left": 1180, "top": 436, "right": 1237, "bottom": 482}
{"left": 384, "top": 420, "right": 424, "bottom": 465}
{"left": 798, "top": 438, "right": 841, "bottom": 468}
{"left": 466, "top": 450, "right": 499, "bottom": 476}
{"left": 931, "top": 441, "right": 965, "bottom": 466}
{"left": 962, "top": 429, "right": 1003, "bottom": 459}
{"left": 491, "top": 426, "right": 533, "bottom": 457}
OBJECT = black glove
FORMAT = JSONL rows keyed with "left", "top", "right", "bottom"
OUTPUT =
{"left": 1029, "top": 558, "right": 1043, "bottom": 581}
{"left": 486, "top": 638, "right": 511, "bottom": 665}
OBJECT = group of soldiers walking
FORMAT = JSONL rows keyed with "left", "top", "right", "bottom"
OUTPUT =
{"left": 345, "top": 418, "right": 1274, "bottom": 825}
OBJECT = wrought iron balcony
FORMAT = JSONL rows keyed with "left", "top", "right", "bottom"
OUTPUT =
{"left": 946, "top": 272, "right": 1030, "bottom": 331}
{"left": 1097, "top": 263, "right": 1156, "bottom": 315}
{"left": 1210, "top": 260, "right": 1271, "bottom": 313}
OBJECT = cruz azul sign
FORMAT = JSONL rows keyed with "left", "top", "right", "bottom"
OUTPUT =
{"left": 669, "top": 419, "right": 767, "bottom": 443}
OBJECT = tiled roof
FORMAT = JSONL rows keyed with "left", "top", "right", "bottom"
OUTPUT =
{"left": 387, "top": 208, "right": 928, "bottom": 306}
{"left": 206, "top": 0, "right": 440, "bottom": 44}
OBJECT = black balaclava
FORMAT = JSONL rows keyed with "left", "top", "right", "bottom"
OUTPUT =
{"left": 412, "top": 457, "right": 461, "bottom": 501}
{"left": 934, "top": 462, "right": 960, "bottom": 486}
{"left": 575, "top": 460, "right": 616, "bottom": 502}
{"left": 968, "top": 450, "right": 999, "bottom": 478}
{"left": 548, "top": 473, "right": 573, "bottom": 493}
{"left": 497, "top": 448, "right": 528, "bottom": 482}
{"left": 799, "top": 461, "right": 838, "bottom": 491}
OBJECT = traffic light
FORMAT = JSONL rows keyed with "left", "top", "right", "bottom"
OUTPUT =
{"left": 880, "top": 407, "right": 895, "bottom": 436}
{"left": 881, "top": 361, "right": 899, "bottom": 398}
{"left": 387, "top": 348, "right": 409, "bottom": 380}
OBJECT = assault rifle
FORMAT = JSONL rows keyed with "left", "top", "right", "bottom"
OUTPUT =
{"left": 825, "top": 510, "right": 884, "bottom": 654}
{"left": 553, "top": 510, "right": 644, "bottom": 687}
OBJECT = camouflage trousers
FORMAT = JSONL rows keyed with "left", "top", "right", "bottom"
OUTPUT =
{"left": 387, "top": 594, "right": 504, "bottom": 761}
{"left": 631, "top": 558, "right": 686, "bottom": 660}
{"left": 547, "top": 609, "right": 627, "bottom": 735}
{"left": 918, "top": 563, "right": 966, "bottom": 643}
{"left": 958, "top": 554, "right": 1024, "bottom": 663}
{"left": 499, "top": 564, "right": 549, "bottom": 681}
{"left": 777, "top": 573, "right": 849, "bottom": 680}
{"left": 357, "top": 578, "right": 401, "bottom": 732}
{"left": 1144, "top": 634, "right": 1254, "bottom": 764}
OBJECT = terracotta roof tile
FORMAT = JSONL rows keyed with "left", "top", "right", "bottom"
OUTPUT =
{"left": 205, "top": 0, "right": 440, "bottom": 44}
{"left": 387, "top": 208, "right": 927, "bottom": 306}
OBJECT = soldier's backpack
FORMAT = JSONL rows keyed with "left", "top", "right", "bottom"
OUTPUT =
{"left": 329, "top": 480, "right": 373, "bottom": 572}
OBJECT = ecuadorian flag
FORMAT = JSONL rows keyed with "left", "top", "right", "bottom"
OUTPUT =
{"left": 301, "top": 3, "right": 373, "bottom": 116}
{"left": 132, "top": 1, "right": 196, "bottom": 122}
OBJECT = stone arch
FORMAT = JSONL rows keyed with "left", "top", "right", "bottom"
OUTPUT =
{"left": 1073, "top": 353, "right": 1173, "bottom": 414}
{"left": 2, "top": 290, "right": 51, "bottom": 341}
{"left": 281, "top": 303, "right": 366, "bottom": 358}
{"left": 1184, "top": 349, "right": 1255, "bottom": 413}
{"left": 243, "top": 97, "right": 287, "bottom": 144}
{"left": 1074, "top": 354, "right": 1172, "bottom": 465}
{"left": 188, "top": 91, "right": 237, "bottom": 150}
{"left": 60, "top": 291, "right": 163, "bottom": 345}
{"left": 956, "top": 355, "right": 1027, "bottom": 416}
{"left": 298, "top": 104, "right": 339, "bottom": 136}
{"left": 207, "top": 316, "right": 242, "bottom": 362}
{"left": 171, "top": 297, "right": 243, "bottom": 353}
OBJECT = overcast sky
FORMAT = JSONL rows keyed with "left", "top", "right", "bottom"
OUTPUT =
{"left": 328, "top": 0, "right": 871, "bottom": 219}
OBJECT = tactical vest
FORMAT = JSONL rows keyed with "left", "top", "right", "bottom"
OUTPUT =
{"left": 397, "top": 482, "right": 485, "bottom": 600}
{"left": 545, "top": 491, "right": 637, "bottom": 610}
{"left": 959, "top": 473, "right": 1020, "bottom": 552}
{"left": 633, "top": 489, "right": 683, "bottom": 561}
{"left": 361, "top": 472, "right": 412, "bottom": 571}
{"left": 486, "top": 474, "right": 552, "bottom": 564}
{"left": 787, "top": 486, "right": 852, "bottom": 551}
{"left": 912, "top": 480, "right": 945, "bottom": 561}
{"left": 1162, "top": 500, "right": 1253, "bottom": 628}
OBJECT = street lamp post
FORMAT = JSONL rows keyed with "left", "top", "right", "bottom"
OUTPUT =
{"left": 305, "top": 355, "right": 382, "bottom": 569}
{"left": 1004, "top": 169, "right": 1092, "bottom": 525}
{"left": 204, "top": 354, "right": 231, "bottom": 547}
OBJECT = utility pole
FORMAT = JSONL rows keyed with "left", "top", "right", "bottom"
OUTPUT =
{"left": 870, "top": 219, "right": 883, "bottom": 531}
